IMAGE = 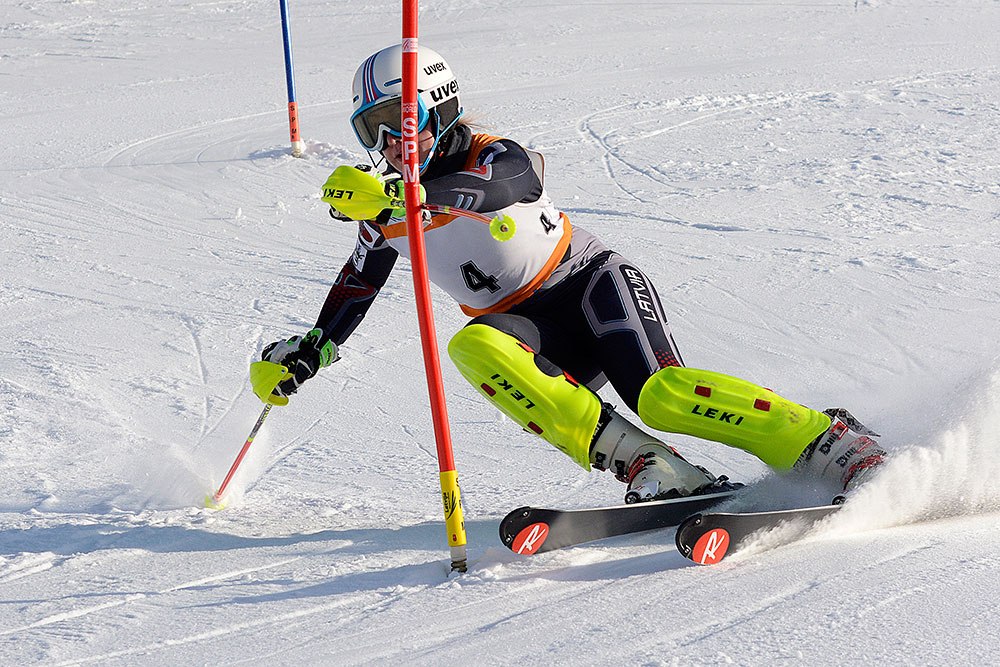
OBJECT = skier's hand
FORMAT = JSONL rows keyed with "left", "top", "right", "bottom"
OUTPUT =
{"left": 259, "top": 328, "right": 338, "bottom": 400}
{"left": 380, "top": 178, "right": 426, "bottom": 218}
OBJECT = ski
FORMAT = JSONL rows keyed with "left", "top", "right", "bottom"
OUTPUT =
{"left": 675, "top": 504, "right": 842, "bottom": 565}
{"left": 500, "top": 489, "right": 740, "bottom": 555}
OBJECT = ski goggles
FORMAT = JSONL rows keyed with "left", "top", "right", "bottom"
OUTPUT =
{"left": 350, "top": 93, "right": 431, "bottom": 153}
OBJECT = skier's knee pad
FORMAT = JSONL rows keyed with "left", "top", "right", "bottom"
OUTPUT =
{"left": 448, "top": 324, "right": 602, "bottom": 469}
{"left": 636, "top": 367, "right": 831, "bottom": 469}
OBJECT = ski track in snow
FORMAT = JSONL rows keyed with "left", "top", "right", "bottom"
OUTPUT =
{"left": 3, "top": 0, "right": 1000, "bottom": 664}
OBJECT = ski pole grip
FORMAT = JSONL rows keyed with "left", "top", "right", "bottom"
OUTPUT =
{"left": 250, "top": 360, "right": 291, "bottom": 406}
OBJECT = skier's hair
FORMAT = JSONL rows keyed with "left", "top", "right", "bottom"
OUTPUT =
{"left": 453, "top": 111, "right": 489, "bottom": 133}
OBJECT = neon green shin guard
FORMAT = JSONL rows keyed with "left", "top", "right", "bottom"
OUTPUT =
{"left": 448, "top": 324, "right": 602, "bottom": 470}
{"left": 637, "top": 367, "right": 831, "bottom": 470}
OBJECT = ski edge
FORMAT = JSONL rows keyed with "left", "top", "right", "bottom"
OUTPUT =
{"left": 505, "top": 488, "right": 739, "bottom": 516}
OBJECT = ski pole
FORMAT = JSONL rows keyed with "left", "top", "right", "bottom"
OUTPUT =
{"left": 206, "top": 403, "right": 272, "bottom": 509}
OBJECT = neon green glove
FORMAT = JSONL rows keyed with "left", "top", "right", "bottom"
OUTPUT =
{"left": 256, "top": 329, "right": 338, "bottom": 404}
{"left": 381, "top": 178, "right": 426, "bottom": 218}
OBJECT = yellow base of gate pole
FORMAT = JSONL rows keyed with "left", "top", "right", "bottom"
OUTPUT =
{"left": 440, "top": 470, "right": 467, "bottom": 572}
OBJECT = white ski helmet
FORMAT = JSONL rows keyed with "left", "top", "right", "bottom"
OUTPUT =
{"left": 350, "top": 44, "right": 463, "bottom": 167}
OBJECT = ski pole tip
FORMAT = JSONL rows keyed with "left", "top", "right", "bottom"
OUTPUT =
{"left": 204, "top": 493, "right": 226, "bottom": 511}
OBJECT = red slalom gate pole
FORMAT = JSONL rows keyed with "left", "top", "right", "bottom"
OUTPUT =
{"left": 401, "top": 0, "right": 467, "bottom": 572}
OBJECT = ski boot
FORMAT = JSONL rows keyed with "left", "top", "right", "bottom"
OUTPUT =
{"left": 795, "top": 408, "right": 887, "bottom": 501}
{"left": 591, "top": 405, "right": 733, "bottom": 504}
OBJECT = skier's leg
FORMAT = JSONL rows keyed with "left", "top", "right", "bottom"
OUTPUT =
{"left": 578, "top": 255, "right": 684, "bottom": 413}
{"left": 639, "top": 365, "right": 890, "bottom": 492}
{"left": 579, "top": 255, "right": 885, "bottom": 492}
{"left": 636, "top": 367, "right": 832, "bottom": 470}
{"left": 447, "top": 320, "right": 718, "bottom": 499}
{"left": 447, "top": 320, "right": 600, "bottom": 469}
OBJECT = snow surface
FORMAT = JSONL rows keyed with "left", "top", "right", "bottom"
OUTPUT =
{"left": 3, "top": 0, "right": 1000, "bottom": 664}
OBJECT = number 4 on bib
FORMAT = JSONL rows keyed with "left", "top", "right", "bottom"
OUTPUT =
{"left": 461, "top": 261, "right": 501, "bottom": 294}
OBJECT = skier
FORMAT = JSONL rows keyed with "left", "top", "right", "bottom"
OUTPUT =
{"left": 257, "top": 44, "right": 886, "bottom": 503}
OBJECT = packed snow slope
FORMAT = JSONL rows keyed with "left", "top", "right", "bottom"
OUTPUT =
{"left": 3, "top": 0, "right": 1000, "bottom": 664}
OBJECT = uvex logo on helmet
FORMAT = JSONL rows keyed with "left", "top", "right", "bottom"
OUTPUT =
{"left": 423, "top": 61, "right": 447, "bottom": 75}
{"left": 429, "top": 80, "right": 459, "bottom": 103}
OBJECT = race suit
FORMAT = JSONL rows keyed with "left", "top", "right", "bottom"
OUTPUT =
{"left": 313, "top": 124, "right": 684, "bottom": 411}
